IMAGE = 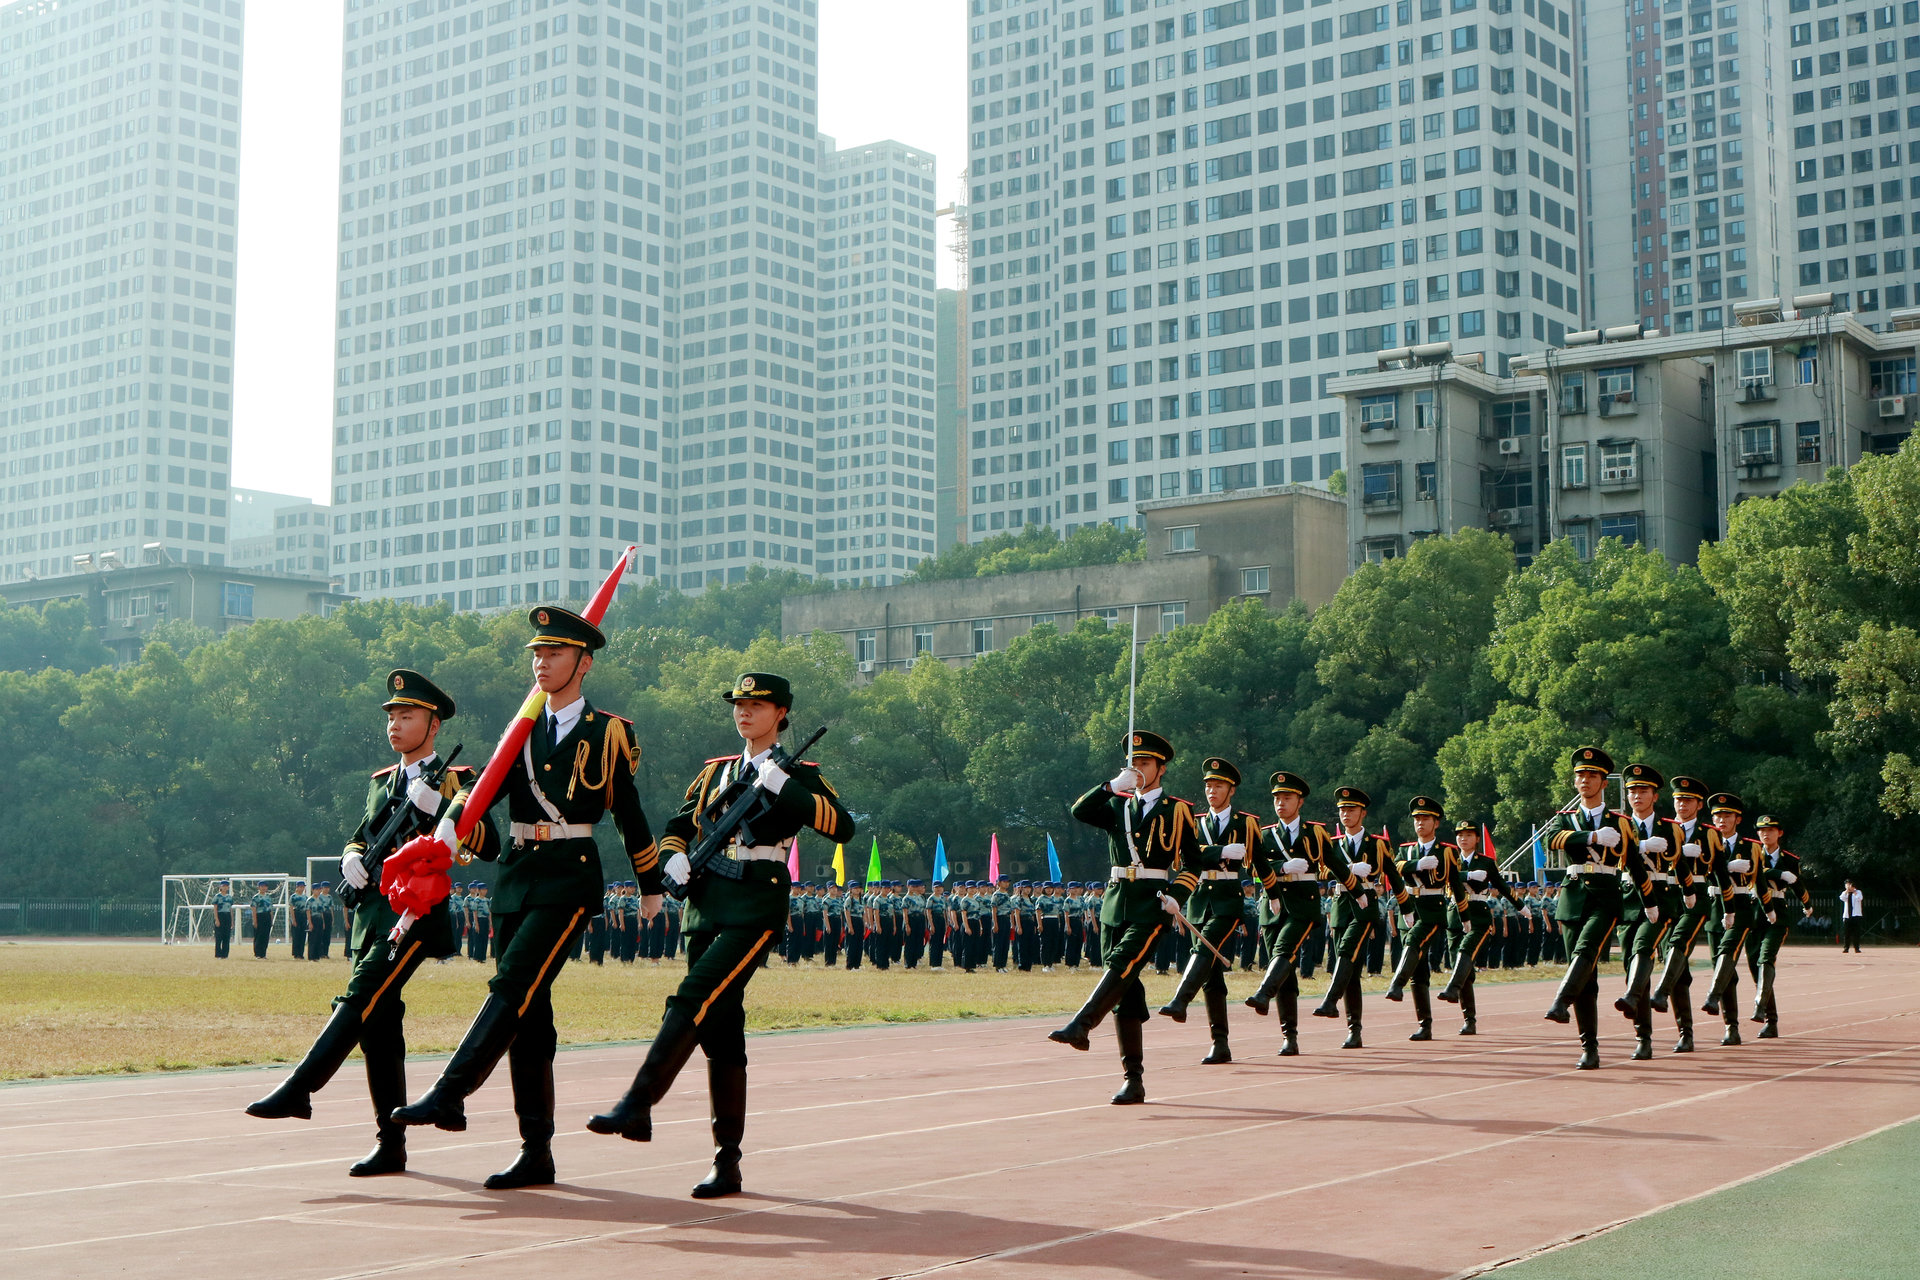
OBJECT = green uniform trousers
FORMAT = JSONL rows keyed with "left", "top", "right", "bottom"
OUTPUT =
{"left": 1099, "top": 920, "right": 1166, "bottom": 1024}
{"left": 666, "top": 925, "right": 785, "bottom": 1067}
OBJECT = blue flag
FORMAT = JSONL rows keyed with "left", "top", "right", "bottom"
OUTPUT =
{"left": 1046, "top": 833, "right": 1062, "bottom": 882}
{"left": 932, "top": 834, "right": 949, "bottom": 884}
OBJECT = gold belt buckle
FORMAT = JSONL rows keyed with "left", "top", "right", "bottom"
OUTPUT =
{"left": 533, "top": 822, "right": 554, "bottom": 842}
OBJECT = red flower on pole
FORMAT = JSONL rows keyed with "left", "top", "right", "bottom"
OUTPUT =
{"left": 382, "top": 832, "right": 455, "bottom": 918}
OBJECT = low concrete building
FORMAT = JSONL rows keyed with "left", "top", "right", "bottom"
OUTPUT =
{"left": 1330, "top": 306, "right": 1918, "bottom": 568}
{"left": 0, "top": 557, "right": 354, "bottom": 665}
{"left": 782, "top": 487, "right": 1346, "bottom": 674}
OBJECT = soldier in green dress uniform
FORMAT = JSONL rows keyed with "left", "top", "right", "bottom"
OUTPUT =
{"left": 394, "top": 608, "right": 661, "bottom": 1190}
{"left": 1613, "top": 763, "right": 1687, "bottom": 1059}
{"left": 1242, "top": 770, "right": 1333, "bottom": 1057}
{"left": 1156, "top": 757, "right": 1260, "bottom": 1064}
{"left": 1749, "top": 814, "right": 1812, "bottom": 1038}
{"left": 1050, "top": 731, "right": 1201, "bottom": 1104}
{"left": 1311, "top": 787, "right": 1403, "bottom": 1049}
{"left": 211, "top": 880, "right": 233, "bottom": 958}
{"left": 588, "top": 672, "right": 853, "bottom": 1199}
{"left": 246, "top": 670, "right": 497, "bottom": 1176}
{"left": 1539, "top": 747, "right": 1655, "bottom": 1070}
{"left": 1436, "top": 819, "right": 1518, "bottom": 1035}
{"left": 1698, "top": 792, "right": 1763, "bottom": 1045}
{"left": 1384, "top": 797, "right": 1462, "bottom": 1042}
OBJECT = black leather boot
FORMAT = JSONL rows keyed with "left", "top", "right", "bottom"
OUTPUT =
{"left": 1313, "top": 955, "right": 1357, "bottom": 1019}
{"left": 1458, "top": 981, "right": 1477, "bottom": 1035}
{"left": 1751, "top": 960, "right": 1775, "bottom": 1024}
{"left": 350, "top": 1011, "right": 409, "bottom": 1177}
{"left": 1111, "top": 1016, "right": 1146, "bottom": 1104}
{"left": 393, "top": 994, "right": 518, "bottom": 1132}
{"left": 1672, "top": 974, "right": 1695, "bottom": 1052}
{"left": 1408, "top": 984, "right": 1433, "bottom": 1041}
{"left": 1158, "top": 952, "right": 1211, "bottom": 1023}
{"left": 1200, "top": 987, "right": 1232, "bottom": 1064}
{"left": 486, "top": 1037, "right": 557, "bottom": 1190}
{"left": 588, "top": 1007, "right": 701, "bottom": 1141}
{"left": 1383, "top": 936, "right": 1419, "bottom": 1003}
{"left": 1276, "top": 972, "right": 1300, "bottom": 1055}
{"left": 1437, "top": 945, "right": 1474, "bottom": 1005}
{"left": 1544, "top": 954, "right": 1591, "bottom": 1025}
{"left": 247, "top": 1003, "right": 363, "bottom": 1121}
{"left": 1340, "top": 979, "right": 1363, "bottom": 1049}
{"left": 1649, "top": 937, "right": 1691, "bottom": 1014}
{"left": 1244, "top": 951, "right": 1291, "bottom": 1016}
{"left": 690, "top": 1060, "right": 747, "bottom": 1198}
{"left": 1615, "top": 954, "right": 1652, "bottom": 1022}
{"left": 1700, "top": 947, "right": 1740, "bottom": 1018}
{"left": 1574, "top": 984, "right": 1600, "bottom": 1070}
{"left": 1049, "top": 967, "right": 1130, "bottom": 1051}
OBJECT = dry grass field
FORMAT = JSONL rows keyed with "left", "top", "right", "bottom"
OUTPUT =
{"left": 0, "top": 940, "right": 1581, "bottom": 1080}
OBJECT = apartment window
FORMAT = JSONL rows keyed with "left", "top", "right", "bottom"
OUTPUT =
{"left": 1361, "top": 535, "right": 1401, "bottom": 563}
{"left": 1241, "top": 565, "right": 1271, "bottom": 595}
{"left": 1596, "top": 366, "right": 1636, "bottom": 402}
{"left": 1560, "top": 373, "right": 1588, "bottom": 413}
{"left": 1737, "top": 346, "right": 1774, "bottom": 385}
{"left": 855, "top": 630, "right": 877, "bottom": 664}
{"left": 1599, "top": 441, "right": 1639, "bottom": 483}
{"left": 1797, "top": 352, "right": 1820, "bottom": 386}
{"left": 1795, "top": 421, "right": 1823, "bottom": 465}
{"left": 1737, "top": 422, "right": 1779, "bottom": 464}
{"left": 1360, "top": 461, "right": 1402, "bottom": 509}
{"left": 1562, "top": 524, "right": 1592, "bottom": 560}
{"left": 1415, "top": 461, "right": 1437, "bottom": 500}
{"left": 1359, "top": 393, "right": 1398, "bottom": 429}
{"left": 1160, "top": 602, "right": 1187, "bottom": 631}
{"left": 972, "top": 620, "right": 994, "bottom": 654}
{"left": 1168, "top": 525, "right": 1198, "bottom": 552}
{"left": 1561, "top": 443, "right": 1589, "bottom": 489}
{"left": 220, "top": 582, "right": 254, "bottom": 619}
{"left": 1599, "top": 512, "right": 1644, "bottom": 545}
{"left": 912, "top": 625, "right": 934, "bottom": 657}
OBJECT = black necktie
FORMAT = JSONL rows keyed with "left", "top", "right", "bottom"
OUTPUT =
{"left": 547, "top": 712, "right": 560, "bottom": 744}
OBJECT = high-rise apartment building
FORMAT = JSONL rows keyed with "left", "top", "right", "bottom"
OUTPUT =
{"left": 814, "top": 136, "right": 939, "bottom": 587}
{"left": 0, "top": 0, "right": 246, "bottom": 584}
{"left": 962, "top": 0, "right": 1588, "bottom": 542}
{"left": 330, "top": 0, "right": 937, "bottom": 607}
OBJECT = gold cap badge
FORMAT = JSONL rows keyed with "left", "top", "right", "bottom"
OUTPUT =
{"left": 741, "top": 675, "right": 756, "bottom": 691}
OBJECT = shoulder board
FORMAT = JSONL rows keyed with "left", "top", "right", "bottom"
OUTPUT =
{"left": 704, "top": 755, "right": 737, "bottom": 765}
{"left": 448, "top": 764, "right": 476, "bottom": 777}
{"left": 371, "top": 764, "right": 399, "bottom": 779}
{"left": 1440, "top": 841, "right": 1459, "bottom": 851}
{"left": 600, "top": 711, "right": 633, "bottom": 726}
{"left": 1169, "top": 795, "right": 1194, "bottom": 809}
{"left": 1303, "top": 818, "right": 1328, "bottom": 828}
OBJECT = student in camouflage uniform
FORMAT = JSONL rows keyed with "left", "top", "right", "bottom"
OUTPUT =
{"left": 250, "top": 880, "right": 276, "bottom": 958}
{"left": 902, "top": 879, "right": 928, "bottom": 968}
{"left": 1051, "top": 730, "right": 1201, "bottom": 1105}
{"left": 211, "top": 880, "right": 234, "bottom": 958}
{"left": 288, "top": 880, "right": 309, "bottom": 961}
{"left": 309, "top": 883, "right": 335, "bottom": 960}
{"left": 842, "top": 882, "right": 865, "bottom": 969}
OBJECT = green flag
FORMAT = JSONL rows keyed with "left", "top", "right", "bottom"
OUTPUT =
{"left": 865, "top": 835, "right": 882, "bottom": 883}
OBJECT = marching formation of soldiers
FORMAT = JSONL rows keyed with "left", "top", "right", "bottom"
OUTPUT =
{"left": 241, "top": 619, "right": 1817, "bottom": 1196}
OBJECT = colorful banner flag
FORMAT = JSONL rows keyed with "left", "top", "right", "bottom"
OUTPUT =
{"left": 1046, "top": 833, "right": 1062, "bottom": 882}
{"left": 988, "top": 832, "right": 1001, "bottom": 883}
{"left": 866, "top": 835, "right": 882, "bottom": 883}
{"left": 1482, "top": 823, "right": 1497, "bottom": 866}
{"left": 832, "top": 843, "right": 845, "bottom": 887}
{"left": 787, "top": 836, "right": 801, "bottom": 879}
{"left": 932, "top": 835, "right": 949, "bottom": 884}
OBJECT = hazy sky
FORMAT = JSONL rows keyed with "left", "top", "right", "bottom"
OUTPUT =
{"left": 229, "top": 0, "right": 968, "bottom": 499}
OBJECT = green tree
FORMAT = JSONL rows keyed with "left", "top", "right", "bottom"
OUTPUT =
{"left": 0, "top": 598, "right": 114, "bottom": 674}
{"left": 836, "top": 658, "right": 982, "bottom": 876}
{"left": 603, "top": 566, "right": 831, "bottom": 649}
{"left": 908, "top": 523, "right": 1144, "bottom": 583}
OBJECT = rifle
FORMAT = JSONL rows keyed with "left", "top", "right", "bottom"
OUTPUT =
{"left": 666, "top": 726, "right": 828, "bottom": 901}
{"left": 339, "top": 744, "right": 462, "bottom": 912}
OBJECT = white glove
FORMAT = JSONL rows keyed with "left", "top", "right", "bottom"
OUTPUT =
{"left": 434, "top": 817, "right": 459, "bottom": 850}
{"left": 1684, "top": 893, "right": 1698, "bottom": 909}
{"left": 1110, "top": 767, "right": 1142, "bottom": 794}
{"left": 1644, "top": 905, "right": 1659, "bottom": 924}
{"left": 340, "top": 850, "right": 370, "bottom": 890}
{"left": 1282, "top": 857, "right": 1310, "bottom": 875}
{"left": 1417, "top": 854, "right": 1439, "bottom": 872}
{"left": 406, "top": 775, "right": 440, "bottom": 815}
{"left": 1727, "top": 858, "right": 1751, "bottom": 874}
{"left": 1766, "top": 910, "right": 1778, "bottom": 925}
{"left": 1781, "top": 870, "right": 1798, "bottom": 885}
{"left": 1220, "top": 842, "right": 1246, "bottom": 862}
{"left": 1722, "top": 912, "right": 1736, "bottom": 929}
{"left": 1354, "top": 893, "right": 1370, "bottom": 911}
{"left": 1347, "top": 861, "right": 1371, "bottom": 877}
{"left": 1467, "top": 868, "right": 1488, "bottom": 883}
{"left": 1642, "top": 836, "right": 1669, "bottom": 855}
{"left": 758, "top": 761, "right": 789, "bottom": 795}
{"left": 1682, "top": 841, "right": 1702, "bottom": 858}
{"left": 1591, "top": 826, "right": 1621, "bottom": 849}
{"left": 1156, "top": 891, "right": 1178, "bottom": 915}
{"left": 665, "top": 852, "right": 691, "bottom": 885}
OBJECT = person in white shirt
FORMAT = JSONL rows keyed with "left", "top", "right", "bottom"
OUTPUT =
{"left": 1839, "top": 880, "right": 1865, "bottom": 953}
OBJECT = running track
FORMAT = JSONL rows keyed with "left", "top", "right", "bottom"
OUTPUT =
{"left": 2, "top": 949, "right": 1915, "bottom": 1279}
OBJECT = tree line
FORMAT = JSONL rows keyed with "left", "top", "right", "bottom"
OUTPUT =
{"left": 4, "top": 439, "right": 1915, "bottom": 910}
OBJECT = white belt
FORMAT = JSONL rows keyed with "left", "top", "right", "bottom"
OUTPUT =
{"left": 1199, "top": 870, "right": 1240, "bottom": 881}
{"left": 1729, "top": 886, "right": 1757, "bottom": 897}
{"left": 511, "top": 820, "right": 595, "bottom": 843}
{"left": 1569, "top": 862, "right": 1618, "bottom": 876}
{"left": 1640, "top": 871, "right": 1675, "bottom": 885}
{"left": 1110, "top": 866, "right": 1169, "bottom": 882}
{"left": 1410, "top": 887, "right": 1444, "bottom": 896}
{"left": 1277, "top": 872, "right": 1317, "bottom": 883}
{"left": 1466, "top": 892, "right": 1494, "bottom": 903}
{"left": 1337, "top": 880, "right": 1373, "bottom": 894}
{"left": 729, "top": 843, "right": 787, "bottom": 862}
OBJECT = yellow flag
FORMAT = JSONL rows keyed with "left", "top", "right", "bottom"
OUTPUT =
{"left": 832, "top": 843, "right": 845, "bottom": 886}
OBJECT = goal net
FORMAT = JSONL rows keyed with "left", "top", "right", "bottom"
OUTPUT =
{"left": 161, "top": 874, "right": 289, "bottom": 946}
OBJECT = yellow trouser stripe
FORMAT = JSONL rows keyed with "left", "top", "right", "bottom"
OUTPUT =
{"left": 1347, "top": 921, "right": 1372, "bottom": 963}
{"left": 1115, "top": 925, "right": 1163, "bottom": 980}
{"left": 363, "top": 940, "right": 421, "bottom": 1018}
{"left": 695, "top": 930, "right": 777, "bottom": 1025}
{"left": 518, "top": 909, "right": 584, "bottom": 1017}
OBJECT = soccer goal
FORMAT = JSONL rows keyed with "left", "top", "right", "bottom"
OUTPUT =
{"left": 161, "top": 874, "right": 289, "bottom": 945}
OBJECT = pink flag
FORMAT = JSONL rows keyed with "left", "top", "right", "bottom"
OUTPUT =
{"left": 787, "top": 836, "right": 801, "bottom": 878}
{"left": 988, "top": 832, "right": 1001, "bottom": 883}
